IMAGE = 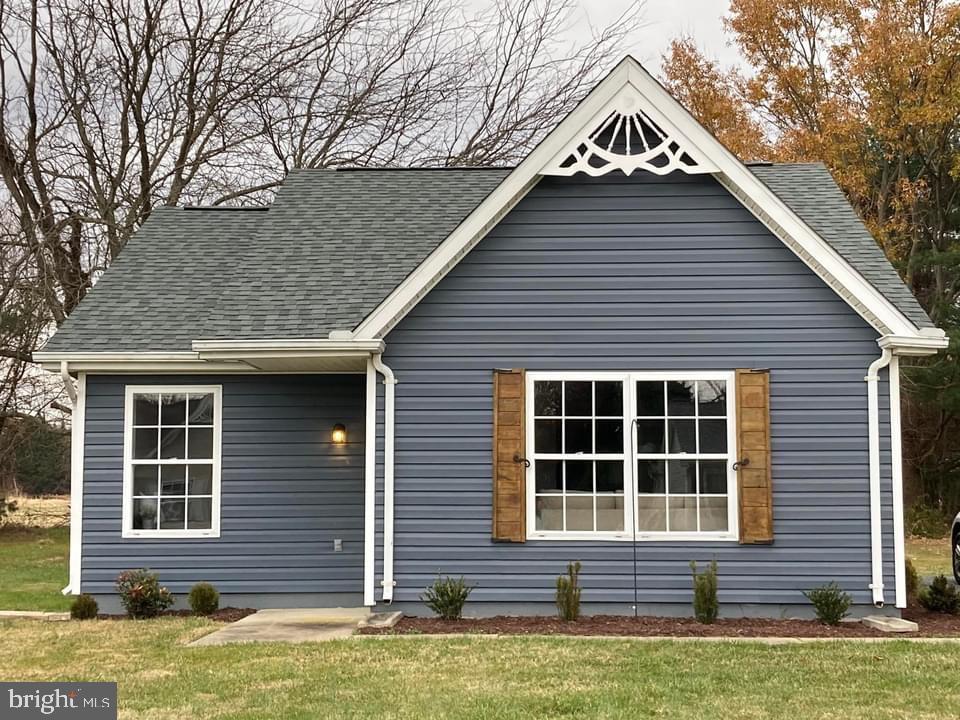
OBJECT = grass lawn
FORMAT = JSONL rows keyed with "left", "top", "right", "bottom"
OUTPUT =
{"left": 0, "top": 526, "right": 71, "bottom": 611}
{"left": 3, "top": 618, "right": 960, "bottom": 720}
{"left": 907, "top": 534, "right": 952, "bottom": 577}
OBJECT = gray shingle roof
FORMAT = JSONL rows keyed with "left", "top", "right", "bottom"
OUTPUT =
{"left": 750, "top": 163, "right": 931, "bottom": 328}
{"left": 40, "top": 163, "right": 930, "bottom": 354}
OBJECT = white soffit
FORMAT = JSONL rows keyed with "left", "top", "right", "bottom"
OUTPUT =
{"left": 354, "top": 56, "right": 927, "bottom": 341}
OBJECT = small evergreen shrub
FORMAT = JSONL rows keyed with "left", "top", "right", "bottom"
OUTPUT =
{"left": 906, "top": 504, "right": 950, "bottom": 539}
{"left": 918, "top": 574, "right": 960, "bottom": 614}
{"left": 70, "top": 593, "right": 98, "bottom": 620}
{"left": 690, "top": 560, "right": 719, "bottom": 624}
{"left": 115, "top": 569, "right": 174, "bottom": 619}
{"left": 905, "top": 558, "right": 920, "bottom": 601}
{"left": 421, "top": 576, "right": 472, "bottom": 620}
{"left": 803, "top": 582, "right": 852, "bottom": 625}
{"left": 555, "top": 561, "right": 582, "bottom": 621}
{"left": 188, "top": 582, "right": 220, "bottom": 616}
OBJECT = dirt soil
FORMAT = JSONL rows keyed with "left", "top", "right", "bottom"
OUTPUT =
{"left": 359, "top": 611, "right": 960, "bottom": 638}
{"left": 99, "top": 607, "right": 256, "bottom": 623}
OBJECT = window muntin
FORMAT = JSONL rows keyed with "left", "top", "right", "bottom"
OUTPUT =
{"left": 526, "top": 372, "right": 737, "bottom": 541}
{"left": 123, "top": 386, "right": 221, "bottom": 538}
{"left": 532, "top": 379, "right": 627, "bottom": 534}
{"left": 634, "top": 379, "right": 732, "bottom": 534}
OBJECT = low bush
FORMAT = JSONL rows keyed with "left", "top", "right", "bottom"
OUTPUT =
{"left": 918, "top": 574, "right": 960, "bottom": 614}
{"left": 906, "top": 504, "right": 951, "bottom": 539}
{"left": 115, "top": 569, "right": 174, "bottom": 619}
{"left": 70, "top": 593, "right": 98, "bottom": 620}
{"left": 906, "top": 558, "right": 920, "bottom": 601}
{"left": 555, "top": 561, "right": 582, "bottom": 621}
{"left": 690, "top": 560, "right": 719, "bottom": 624}
{"left": 803, "top": 582, "right": 852, "bottom": 625}
{"left": 188, "top": 582, "right": 220, "bottom": 616}
{"left": 421, "top": 576, "right": 472, "bottom": 620}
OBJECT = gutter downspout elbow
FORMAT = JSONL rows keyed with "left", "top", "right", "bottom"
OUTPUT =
{"left": 372, "top": 353, "right": 397, "bottom": 604}
{"left": 865, "top": 347, "right": 893, "bottom": 607}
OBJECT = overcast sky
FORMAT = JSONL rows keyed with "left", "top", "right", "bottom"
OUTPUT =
{"left": 579, "top": 0, "right": 738, "bottom": 72}
{"left": 575, "top": 0, "right": 738, "bottom": 72}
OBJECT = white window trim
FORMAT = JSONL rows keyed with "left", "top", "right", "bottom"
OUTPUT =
{"left": 525, "top": 371, "right": 739, "bottom": 542}
{"left": 121, "top": 384, "right": 223, "bottom": 539}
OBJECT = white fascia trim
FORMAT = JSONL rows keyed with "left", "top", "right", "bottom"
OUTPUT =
{"left": 878, "top": 333, "right": 949, "bottom": 356}
{"left": 352, "top": 55, "right": 927, "bottom": 341}
{"left": 192, "top": 338, "right": 385, "bottom": 353}
{"left": 35, "top": 351, "right": 201, "bottom": 367}
{"left": 64, "top": 372, "right": 86, "bottom": 595}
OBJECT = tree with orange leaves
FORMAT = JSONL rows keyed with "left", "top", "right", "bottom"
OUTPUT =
{"left": 663, "top": 0, "right": 960, "bottom": 511}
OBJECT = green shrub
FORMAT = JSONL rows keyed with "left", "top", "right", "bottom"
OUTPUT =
{"left": 906, "top": 504, "right": 951, "bottom": 539}
{"left": 421, "top": 576, "right": 472, "bottom": 620}
{"left": 690, "top": 560, "right": 719, "bottom": 624}
{"left": 115, "top": 569, "right": 174, "bottom": 619}
{"left": 70, "top": 593, "right": 98, "bottom": 620}
{"left": 918, "top": 574, "right": 960, "bottom": 614}
{"left": 188, "top": 582, "right": 220, "bottom": 616}
{"left": 803, "top": 582, "right": 852, "bottom": 625}
{"left": 555, "top": 561, "right": 582, "bottom": 621}
{"left": 906, "top": 558, "right": 920, "bottom": 601}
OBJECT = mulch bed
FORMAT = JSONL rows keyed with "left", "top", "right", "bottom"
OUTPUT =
{"left": 98, "top": 607, "right": 256, "bottom": 623}
{"left": 359, "top": 611, "right": 960, "bottom": 638}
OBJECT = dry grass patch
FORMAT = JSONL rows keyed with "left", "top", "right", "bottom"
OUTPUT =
{"left": 908, "top": 535, "right": 952, "bottom": 577}
{"left": 5, "top": 495, "right": 70, "bottom": 528}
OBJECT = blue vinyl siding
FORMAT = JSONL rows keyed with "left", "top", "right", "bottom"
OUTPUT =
{"left": 379, "top": 172, "right": 895, "bottom": 614}
{"left": 81, "top": 374, "right": 365, "bottom": 604}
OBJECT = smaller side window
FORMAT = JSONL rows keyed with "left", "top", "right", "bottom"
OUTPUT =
{"left": 123, "top": 386, "right": 222, "bottom": 538}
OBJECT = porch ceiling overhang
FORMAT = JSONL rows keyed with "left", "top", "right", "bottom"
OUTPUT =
{"left": 34, "top": 338, "right": 384, "bottom": 373}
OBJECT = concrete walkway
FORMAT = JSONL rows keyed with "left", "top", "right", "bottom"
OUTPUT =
{"left": 0, "top": 610, "right": 69, "bottom": 621}
{"left": 189, "top": 607, "right": 372, "bottom": 646}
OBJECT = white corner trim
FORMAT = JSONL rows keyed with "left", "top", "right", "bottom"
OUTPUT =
{"left": 352, "top": 55, "right": 930, "bottom": 341}
{"left": 66, "top": 372, "right": 86, "bottom": 595}
{"left": 363, "top": 358, "right": 376, "bottom": 607}
{"left": 890, "top": 355, "right": 907, "bottom": 608}
{"left": 120, "top": 384, "right": 223, "bottom": 539}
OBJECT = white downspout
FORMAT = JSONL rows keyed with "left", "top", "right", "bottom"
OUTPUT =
{"left": 363, "top": 358, "right": 377, "bottom": 607}
{"left": 60, "top": 362, "right": 84, "bottom": 595}
{"left": 865, "top": 347, "right": 892, "bottom": 607}
{"left": 889, "top": 355, "right": 907, "bottom": 608}
{"left": 372, "top": 353, "right": 397, "bottom": 603}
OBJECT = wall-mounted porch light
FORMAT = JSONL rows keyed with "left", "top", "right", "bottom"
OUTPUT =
{"left": 332, "top": 423, "right": 347, "bottom": 445}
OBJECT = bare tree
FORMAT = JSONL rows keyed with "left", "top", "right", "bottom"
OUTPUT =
{"left": 0, "top": 0, "right": 645, "bottom": 497}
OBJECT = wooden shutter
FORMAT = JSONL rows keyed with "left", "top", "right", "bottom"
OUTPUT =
{"left": 492, "top": 368, "right": 526, "bottom": 542}
{"left": 736, "top": 369, "right": 773, "bottom": 544}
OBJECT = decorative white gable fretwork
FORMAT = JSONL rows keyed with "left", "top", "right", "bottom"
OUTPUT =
{"left": 541, "top": 85, "right": 718, "bottom": 177}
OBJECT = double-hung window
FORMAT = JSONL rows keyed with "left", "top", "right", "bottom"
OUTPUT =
{"left": 526, "top": 372, "right": 737, "bottom": 541}
{"left": 122, "top": 385, "right": 222, "bottom": 538}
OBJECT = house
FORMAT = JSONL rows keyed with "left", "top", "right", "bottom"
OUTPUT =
{"left": 35, "top": 57, "right": 947, "bottom": 617}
